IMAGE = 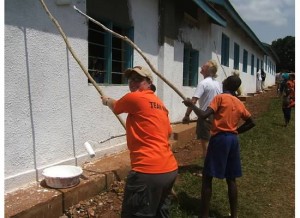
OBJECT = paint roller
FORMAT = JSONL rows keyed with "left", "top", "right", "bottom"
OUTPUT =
{"left": 84, "top": 141, "right": 95, "bottom": 158}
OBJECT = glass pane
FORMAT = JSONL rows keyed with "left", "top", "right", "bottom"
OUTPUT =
{"left": 112, "top": 60, "right": 122, "bottom": 73}
{"left": 111, "top": 72, "right": 123, "bottom": 84}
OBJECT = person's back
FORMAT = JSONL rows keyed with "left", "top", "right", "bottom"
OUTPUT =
{"left": 286, "top": 74, "right": 295, "bottom": 99}
{"left": 257, "top": 69, "right": 262, "bottom": 81}
{"left": 196, "top": 77, "right": 222, "bottom": 110}
{"left": 114, "top": 90, "right": 177, "bottom": 173}
{"left": 256, "top": 69, "right": 262, "bottom": 92}
{"left": 209, "top": 93, "right": 250, "bottom": 136}
{"left": 282, "top": 88, "right": 294, "bottom": 127}
{"left": 102, "top": 66, "right": 178, "bottom": 217}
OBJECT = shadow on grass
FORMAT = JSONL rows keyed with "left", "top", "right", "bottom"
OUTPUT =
{"left": 174, "top": 164, "right": 229, "bottom": 218}
{"left": 172, "top": 191, "right": 201, "bottom": 216}
{"left": 271, "top": 122, "right": 286, "bottom": 127}
{"left": 172, "top": 191, "right": 225, "bottom": 218}
{"left": 178, "top": 164, "right": 203, "bottom": 174}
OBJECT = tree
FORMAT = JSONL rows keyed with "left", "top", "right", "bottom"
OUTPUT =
{"left": 271, "top": 36, "right": 295, "bottom": 72}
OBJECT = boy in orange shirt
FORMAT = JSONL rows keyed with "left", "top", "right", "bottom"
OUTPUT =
{"left": 183, "top": 75, "right": 255, "bottom": 218}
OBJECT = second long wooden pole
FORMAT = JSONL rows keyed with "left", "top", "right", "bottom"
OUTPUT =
{"left": 73, "top": 6, "right": 187, "bottom": 101}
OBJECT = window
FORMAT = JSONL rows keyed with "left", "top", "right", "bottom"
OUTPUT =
{"left": 251, "top": 54, "right": 254, "bottom": 75}
{"left": 256, "top": 58, "right": 260, "bottom": 71}
{"left": 183, "top": 46, "right": 199, "bottom": 87}
{"left": 242, "top": 49, "right": 248, "bottom": 73}
{"left": 233, "top": 43, "right": 240, "bottom": 70}
{"left": 221, "top": 33, "right": 230, "bottom": 66}
{"left": 88, "top": 20, "right": 133, "bottom": 84}
{"left": 264, "top": 56, "right": 268, "bottom": 71}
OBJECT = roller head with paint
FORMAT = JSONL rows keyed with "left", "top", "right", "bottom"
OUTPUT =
{"left": 84, "top": 142, "right": 95, "bottom": 158}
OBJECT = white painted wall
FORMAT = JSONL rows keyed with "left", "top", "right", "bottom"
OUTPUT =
{"left": 5, "top": 0, "right": 128, "bottom": 193}
{"left": 4, "top": 0, "right": 276, "bottom": 193}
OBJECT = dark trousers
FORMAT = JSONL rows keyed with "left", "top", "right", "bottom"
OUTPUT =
{"left": 121, "top": 170, "right": 178, "bottom": 218}
{"left": 282, "top": 107, "right": 291, "bottom": 122}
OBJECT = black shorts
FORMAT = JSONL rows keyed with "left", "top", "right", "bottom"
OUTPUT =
{"left": 121, "top": 170, "right": 178, "bottom": 218}
{"left": 196, "top": 114, "right": 213, "bottom": 140}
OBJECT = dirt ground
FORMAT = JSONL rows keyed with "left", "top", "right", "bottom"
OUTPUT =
{"left": 63, "top": 87, "right": 277, "bottom": 218}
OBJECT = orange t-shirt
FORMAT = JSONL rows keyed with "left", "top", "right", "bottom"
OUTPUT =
{"left": 286, "top": 80, "right": 295, "bottom": 98}
{"left": 209, "top": 93, "right": 252, "bottom": 136}
{"left": 113, "top": 90, "right": 178, "bottom": 174}
{"left": 286, "top": 80, "right": 295, "bottom": 107}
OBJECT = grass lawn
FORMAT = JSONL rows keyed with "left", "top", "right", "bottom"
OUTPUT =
{"left": 170, "top": 96, "right": 295, "bottom": 217}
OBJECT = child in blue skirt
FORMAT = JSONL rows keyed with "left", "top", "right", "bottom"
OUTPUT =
{"left": 183, "top": 75, "right": 255, "bottom": 218}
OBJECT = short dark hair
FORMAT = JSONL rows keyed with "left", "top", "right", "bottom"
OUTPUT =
{"left": 150, "top": 84, "right": 156, "bottom": 92}
{"left": 223, "top": 75, "right": 241, "bottom": 92}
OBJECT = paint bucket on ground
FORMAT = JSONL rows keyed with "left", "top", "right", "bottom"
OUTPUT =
{"left": 42, "top": 165, "right": 83, "bottom": 188}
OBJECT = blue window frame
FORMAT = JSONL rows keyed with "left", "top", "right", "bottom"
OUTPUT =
{"left": 233, "top": 43, "right": 239, "bottom": 70}
{"left": 242, "top": 49, "right": 248, "bottom": 73}
{"left": 88, "top": 20, "right": 133, "bottom": 84}
{"left": 221, "top": 33, "right": 230, "bottom": 67}
{"left": 251, "top": 54, "right": 254, "bottom": 75}
{"left": 183, "top": 46, "right": 199, "bottom": 87}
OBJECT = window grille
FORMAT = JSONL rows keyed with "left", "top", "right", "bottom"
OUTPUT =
{"left": 88, "top": 20, "right": 133, "bottom": 84}
{"left": 183, "top": 46, "right": 199, "bottom": 87}
{"left": 221, "top": 33, "right": 230, "bottom": 67}
{"left": 251, "top": 54, "right": 254, "bottom": 75}
{"left": 233, "top": 43, "right": 240, "bottom": 70}
{"left": 242, "top": 49, "right": 248, "bottom": 73}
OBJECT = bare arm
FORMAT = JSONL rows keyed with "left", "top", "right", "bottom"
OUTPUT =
{"left": 237, "top": 117, "right": 255, "bottom": 134}
{"left": 182, "top": 97, "right": 198, "bottom": 124}
{"left": 183, "top": 98, "right": 214, "bottom": 119}
{"left": 101, "top": 96, "right": 116, "bottom": 111}
{"left": 190, "top": 105, "right": 214, "bottom": 119}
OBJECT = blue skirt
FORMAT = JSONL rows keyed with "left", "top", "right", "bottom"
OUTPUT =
{"left": 203, "top": 132, "right": 242, "bottom": 179}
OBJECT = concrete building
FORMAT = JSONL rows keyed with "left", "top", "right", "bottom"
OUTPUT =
{"left": 4, "top": 0, "right": 278, "bottom": 193}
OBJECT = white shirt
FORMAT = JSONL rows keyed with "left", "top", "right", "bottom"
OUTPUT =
{"left": 257, "top": 70, "right": 262, "bottom": 81}
{"left": 193, "top": 77, "right": 222, "bottom": 110}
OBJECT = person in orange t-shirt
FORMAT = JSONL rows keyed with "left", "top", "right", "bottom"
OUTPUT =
{"left": 282, "top": 73, "right": 295, "bottom": 127}
{"left": 183, "top": 75, "right": 255, "bottom": 218}
{"left": 286, "top": 73, "right": 295, "bottom": 102}
{"left": 101, "top": 66, "right": 178, "bottom": 218}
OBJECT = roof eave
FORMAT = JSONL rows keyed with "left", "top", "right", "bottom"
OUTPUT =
{"left": 193, "top": 0, "right": 227, "bottom": 27}
{"left": 208, "top": 0, "right": 269, "bottom": 54}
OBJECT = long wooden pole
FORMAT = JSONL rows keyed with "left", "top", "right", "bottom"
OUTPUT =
{"left": 73, "top": 6, "right": 187, "bottom": 101}
{"left": 213, "top": 41, "right": 228, "bottom": 78}
{"left": 39, "top": 0, "right": 126, "bottom": 129}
